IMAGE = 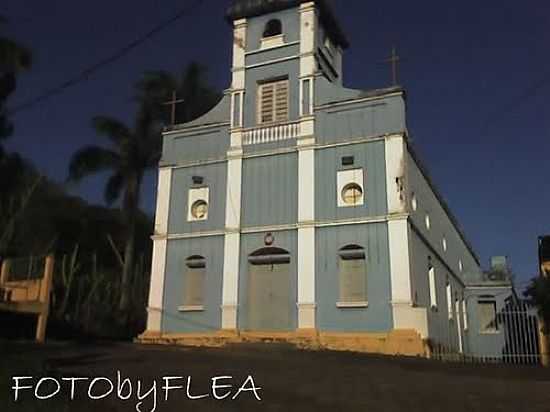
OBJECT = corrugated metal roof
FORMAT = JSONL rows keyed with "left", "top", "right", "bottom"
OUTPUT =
{"left": 226, "top": 0, "right": 349, "bottom": 49}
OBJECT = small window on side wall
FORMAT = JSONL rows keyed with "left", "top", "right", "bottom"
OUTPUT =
{"left": 428, "top": 265, "right": 437, "bottom": 309}
{"left": 478, "top": 300, "right": 498, "bottom": 333}
{"left": 180, "top": 256, "right": 206, "bottom": 311}
{"left": 337, "top": 245, "right": 368, "bottom": 308}
{"left": 446, "top": 282, "right": 453, "bottom": 320}
{"left": 263, "top": 19, "right": 282, "bottom": 38}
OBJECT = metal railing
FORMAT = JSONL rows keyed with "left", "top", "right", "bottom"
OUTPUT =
{"left": 430, "top": 301, "right": 543, "bottom": 366}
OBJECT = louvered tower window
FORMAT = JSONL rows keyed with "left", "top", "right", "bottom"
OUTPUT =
{"left": 258, "top": 79, "right": 289, "bottom": 124}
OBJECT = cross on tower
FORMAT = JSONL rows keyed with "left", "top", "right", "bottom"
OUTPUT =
{"left": 163, "top": 90, "right": 185, "bottom": 125}
{"left": 381, "top": 46, "right": 402, "bottom": 86}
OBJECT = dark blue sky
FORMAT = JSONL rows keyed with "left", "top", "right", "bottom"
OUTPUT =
{"left": 3, "top": 0, "right": 549, "bottom": 287}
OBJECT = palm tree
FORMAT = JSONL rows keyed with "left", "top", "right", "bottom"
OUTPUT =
{"left": 68, "top": 63, "right": 220, "bottom": 313}
{"left": 68, "top": 106, "right": 161, "bottom": 312}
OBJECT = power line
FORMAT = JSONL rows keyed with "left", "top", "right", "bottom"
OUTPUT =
{"left": 8, "top": 0, "right": 206, "bottom": 116}
{"left": 481, "top": 70, "right": 550, "bottom": 133}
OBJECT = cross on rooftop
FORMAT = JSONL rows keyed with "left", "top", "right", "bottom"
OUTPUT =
{"left": 163, "top": 90, "right": 185, "bottom": 126}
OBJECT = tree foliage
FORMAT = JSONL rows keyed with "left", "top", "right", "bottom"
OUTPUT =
{"left": 67, "top": 61, "right": 220, "bottom": 312}
{"left": 136, "top": 62, "right": 221, "bottom": 126}
{"left": 0, "top": 15, "right": 32, "bottom": 145}
{"left": 524, "top": 276, "right": 550, "bottom": 331}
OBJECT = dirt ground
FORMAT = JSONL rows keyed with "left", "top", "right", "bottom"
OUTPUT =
{"left": 1, "top": 341, "right": 550, "bottom": 412}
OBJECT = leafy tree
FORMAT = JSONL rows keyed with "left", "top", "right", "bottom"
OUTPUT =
{"left": 135, "top": 62, "right": 221, "bottom": 125}
{"left": 0, "top": 15, "right": 32, "bottom": 146}
{"left": 524, "top": 276, "right": 550, "bottom": 332}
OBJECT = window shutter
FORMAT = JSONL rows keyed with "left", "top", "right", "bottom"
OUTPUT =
{"left": 260, "top": 84, "right": 274, "bottom": 123}
{"left": 274, "top": 80, "right": 289, "bottom": 121}
{"left": 258, "top": 80, "right": 289, "bottom": 124}
{"left": 184, "top": 267, "right": 205, "bottom": 306}
{"left": 339, "top": 258, "right": 367, "bottom": 303}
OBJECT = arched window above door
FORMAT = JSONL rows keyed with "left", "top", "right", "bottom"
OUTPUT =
{"left": 249, "top": 247, "right": 290, "bottom": 265}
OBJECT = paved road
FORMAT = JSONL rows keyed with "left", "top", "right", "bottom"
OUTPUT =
{"left": 3, "top": 342, "right": 550, "bottom": 411}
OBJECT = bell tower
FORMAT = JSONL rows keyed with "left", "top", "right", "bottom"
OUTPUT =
{"left": 221, "top": 0, "right": 349, "bottom": 331}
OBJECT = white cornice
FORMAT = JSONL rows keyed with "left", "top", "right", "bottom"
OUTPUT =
{"left": 163, "top": 122, "right": 230, "bottom": 137}
{"left": 316, "top": 91, "right": 404, "bottom": 111}
{"left": 245, "top": 41, "right": 300, "bottom": 56}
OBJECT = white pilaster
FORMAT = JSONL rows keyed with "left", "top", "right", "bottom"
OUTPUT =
{"left": 297, "top": 145, "right": 316, "bottom": 329}
{"left": 232, "top": 19, "right": 247, "bottom": 90}
{"left": 385, "top": 135, "right": 407, "bottom": 214}
{"left": 221, "top": 147, "right": 243, "bottom": 329}
{"left": 146, "top": 167, "right": 173, "bottom": 332}
{"left": 221, "top": 18, "right": 247, "bottom": 330}
{"left": 388, "top": 218, "right": 412, "bottom": 305}
{"left": 299, "top": 2, "right": 317, "bottom": 78}
{"left": 222, "top": 232, "right": 240, "bottom": 329}
{"left": 388, "top": 217, "right": 429, "bottom": 338}
{"left": 297, "top": 2, "right": 317, "bottom": 330}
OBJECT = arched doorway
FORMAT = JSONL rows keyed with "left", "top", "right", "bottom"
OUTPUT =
{"left": 247, "top": 247, "right": 291, "bottom": 331}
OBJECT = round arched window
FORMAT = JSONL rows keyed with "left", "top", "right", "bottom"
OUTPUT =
{"left": 191, "top": 200, "right": 208, "bottom": 219}
{"left": 263, "top": 19, "right": 282, "bottom": 37}
{"left": 341, "top": 183, "right": 363, "bottom": 206}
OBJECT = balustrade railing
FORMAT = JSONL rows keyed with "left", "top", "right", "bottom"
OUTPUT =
{"left": 242, "top": 121, "right": 300, "bottom": 145}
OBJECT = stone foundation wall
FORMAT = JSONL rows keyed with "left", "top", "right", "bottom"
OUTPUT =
{"left": 137, "top": 329, "right": 428, "bottom": 357}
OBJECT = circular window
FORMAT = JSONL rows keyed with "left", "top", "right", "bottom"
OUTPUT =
{"left": 341, "top": 183, "right": 363, "bottom": 205}
{"left": 191, "top": 200, "right": 208, "bottom": 219}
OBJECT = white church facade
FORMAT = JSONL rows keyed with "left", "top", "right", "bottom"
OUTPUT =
{"left": 140, "top": 0, "right": 514, "bottom": 357}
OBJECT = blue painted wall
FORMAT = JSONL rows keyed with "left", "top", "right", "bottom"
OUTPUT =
{"left": 316, "top": 223, "right": 393, "bottom": 332}
{"left": 315, "top": 140, "right": 388, "bottom": 221}
{"left": 160, "top": 95, "right": 231, "bottom": 166}
{"left": 167, "top": 162, "right": 227, "bottom": 234}
{"left": 314, "top": 82, "right": 406, "bottom": 144}
{"left": 162, "top": 236, "right": 225, "bottom": 333}
{"left": 241, "top": 152, "right": 298, "bottom": 228}
{"left": 464, "top": 287, "right": 513, "bottom": 358}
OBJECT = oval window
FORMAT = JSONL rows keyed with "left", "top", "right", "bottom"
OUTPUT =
{"left": 341, "top": 183, "right": 363, "bottom": 205}
{"left": 191, "top": 200, "right": 208, "bottom": 219}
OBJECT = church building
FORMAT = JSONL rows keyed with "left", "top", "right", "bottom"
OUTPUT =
{"left": 140, "top": 0, "right": 511, "bottom": 356}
